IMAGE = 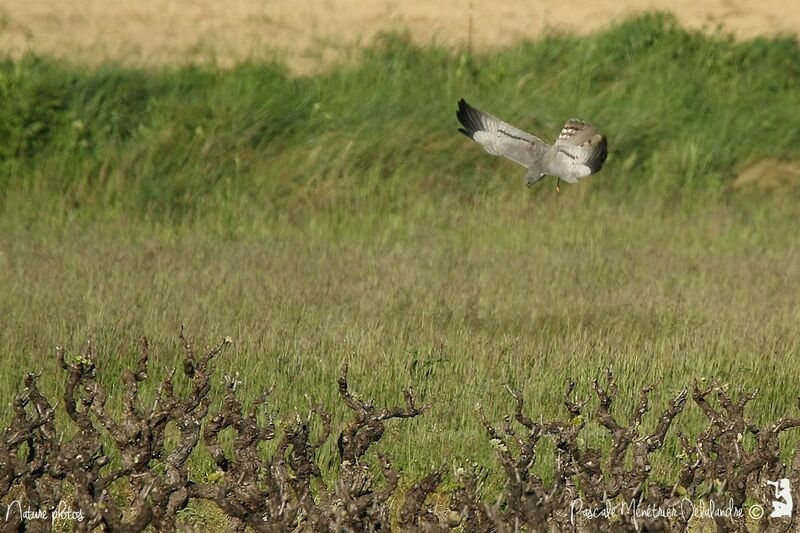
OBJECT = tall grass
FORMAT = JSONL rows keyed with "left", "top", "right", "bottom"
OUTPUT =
{"left": 2, "top": 12, "right": 800, "bottom": 510}
{"left": 1, "top": 12, "right": 799, "bottom": 225}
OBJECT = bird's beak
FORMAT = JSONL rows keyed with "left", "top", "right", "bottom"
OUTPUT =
{"left": 555, "top": 178, "right": 561, "bottom": 193}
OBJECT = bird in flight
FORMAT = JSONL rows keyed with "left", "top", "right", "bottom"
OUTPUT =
{"left": 456, "top": 99, "right": 607, "bottom": 191}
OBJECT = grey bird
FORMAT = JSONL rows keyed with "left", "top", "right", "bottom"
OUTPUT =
{"left": 456, "top": 99, "right": 607, "bottom": 191}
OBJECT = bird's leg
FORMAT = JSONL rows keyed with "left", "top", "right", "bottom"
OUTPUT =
{"left": 555, "top": 178, "right": 561, "bottom": 193}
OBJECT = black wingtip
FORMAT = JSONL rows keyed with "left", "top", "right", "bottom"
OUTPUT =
{"left": 593, "top": 136, "right": 609, "bottom": 172}
{"left": 456, "top": 98, "right": 470, "bottom": 118}
{"left": 456, "top": 99, "right": 467, "bottom": 123}
{"left": 456, "top": 98, "right": 480, "bottom": 137}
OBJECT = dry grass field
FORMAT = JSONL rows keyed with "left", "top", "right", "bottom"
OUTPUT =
{"left": 1, "top": 0, "right": 799, "bottom": 71}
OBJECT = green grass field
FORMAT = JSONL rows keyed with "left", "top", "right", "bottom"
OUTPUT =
{"left": 2, "top": 12, "right": 800, "bottom": 519}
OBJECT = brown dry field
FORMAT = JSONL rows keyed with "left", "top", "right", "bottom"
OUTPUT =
{"left": 1, "top": 1, "right": 799, "bottom": 73}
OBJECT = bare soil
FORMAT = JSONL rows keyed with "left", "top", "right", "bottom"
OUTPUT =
{"left": 733, "top": 159, "right": 800, "bottom": 189}
{"left": 0, "top": 1, "right": 798, "bottom": 72}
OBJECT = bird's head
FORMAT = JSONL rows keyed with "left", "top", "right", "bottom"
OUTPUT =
{"left": 526, "top": 173, "right": 546, "bottom": 187}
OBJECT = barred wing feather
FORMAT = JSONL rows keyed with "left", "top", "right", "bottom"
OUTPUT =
{"left": 456, "top": 99, "right": 548, "bottom": 168}
{"left": 546, "top": 119, "right": 608, "bottom": 183}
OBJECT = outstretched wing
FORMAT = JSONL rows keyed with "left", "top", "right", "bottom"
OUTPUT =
{"left": 546, "top": 119, "right": 607, "bottom": 182}
{"left": 456, "top": 99, "right": 548, "bottom": 168}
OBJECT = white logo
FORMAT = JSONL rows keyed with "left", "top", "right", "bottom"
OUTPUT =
{"left": 4, "top": 500, "right": 84, "bottom": 524}
{"left": 767, "top": 479, "right": 793, "bottom": 518}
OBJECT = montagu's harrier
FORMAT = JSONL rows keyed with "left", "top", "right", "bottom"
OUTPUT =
{"left": 456, "top": 99, "right": 607, "bottom": 191}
